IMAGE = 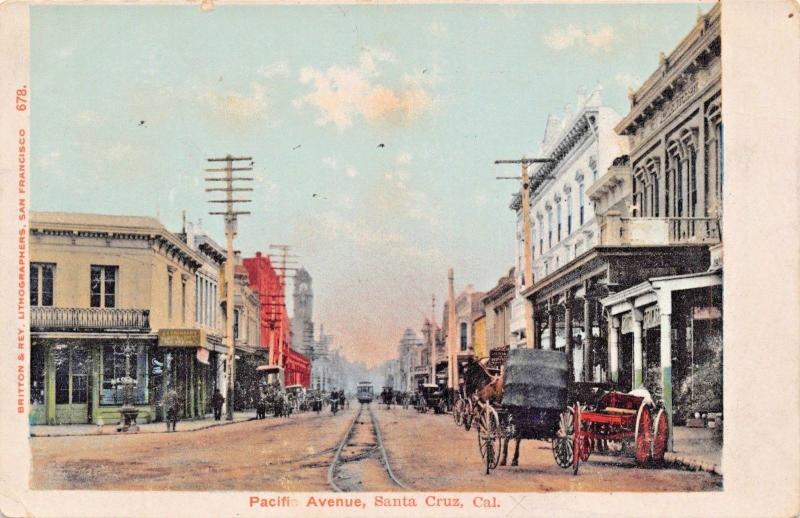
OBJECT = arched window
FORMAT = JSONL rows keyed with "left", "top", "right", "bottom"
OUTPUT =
{"left": 578, "top": 183, "right": 585, "bottom": 225}
{"left": 567, "top": 192, "right": 573, "bottom": 234}
{"left": 547, "top": 208, "right": 553, "bottom": 248}
{"left": 556, "top": 200, "right": 562, "bottom": 241}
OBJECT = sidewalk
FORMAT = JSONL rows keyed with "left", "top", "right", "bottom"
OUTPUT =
{"left": 30, "top": 412, "right": 256, "bottom": 437}
{"left": 664, "top": 425, "right": 723, "bottom": 475}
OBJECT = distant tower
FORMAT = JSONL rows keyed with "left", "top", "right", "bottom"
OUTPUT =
{"left": 292, "top": 267, "right": 314, "bottom": 357}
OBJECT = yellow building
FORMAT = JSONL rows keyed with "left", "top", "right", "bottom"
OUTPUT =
{"left": 472, "top": 313, "right": 487, "bottom": 360}
{"left": 29, "top": 212, "right": 220, "bottom": 425}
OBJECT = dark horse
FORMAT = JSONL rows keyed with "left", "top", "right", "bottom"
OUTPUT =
{"left": 474, "top": 370, "right": 522, "bottom": 467}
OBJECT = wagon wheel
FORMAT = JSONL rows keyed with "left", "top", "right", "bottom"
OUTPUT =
{"left": 634, "top": 403, "right": 653, "bottom": 465}
{"left": 572, "top": 403, "right": 582, "bottom": 475}
{"left": 453, "top": 397, "right": 464, "bottom": 425}
{"left": 463, "top": 399, "right": 473, "bottom": 431}
{"left": 552, "top": 407, "right": 574, "bottom": 469}
{"left": 477, "top": 404, "right": 502, "bottom": 475}
{"left": 651, "top": 408, "right": 669, "bottom": 463}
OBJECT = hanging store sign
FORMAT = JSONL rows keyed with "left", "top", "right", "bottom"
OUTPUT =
{"left": 196, "top": 347, "right": 210, "bottom": 365}
{"left": 693, "top": 306, "right": 722, "bottom": 320}
{"left": 643, "top": 306, "right": 661, "bottom": 329}
{"left": 621, "top": 313, "right": 633, "bottom": 334}
{"left": 488, "top": 346, "right": 509, "bottom": 369}
{"left": 158, "top": 328, "right": 204, "bottom": 348}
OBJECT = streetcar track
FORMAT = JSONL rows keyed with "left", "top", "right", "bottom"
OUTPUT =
{"left": 328, "top": 405, "right": 408, "bottom": 492}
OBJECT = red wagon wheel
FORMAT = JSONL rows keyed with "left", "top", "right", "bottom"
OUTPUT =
{"left": 634, "top": 403, "right": 653, "bottom": 465}
{"left": 651, "top": 408, "right": 669, "bottom": 463}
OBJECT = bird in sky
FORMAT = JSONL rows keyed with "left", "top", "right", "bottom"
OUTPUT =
{"left": 293, "top": 144, "right": 302, "bottom": 150}
{"left": 377, "top": 143, "right": 385, "bottom": 148}
{"left": 138, "top": 120, "right": 146, "bottom": 126}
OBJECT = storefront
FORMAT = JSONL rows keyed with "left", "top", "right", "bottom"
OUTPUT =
{"left": 158, "top": 328, "right": 218, "bottom": 420}
{"left": 30, "top": 335, "right": 158, "bottom": 425}
{"left": 601, "top": 269, "right": 722, "bottom": 449}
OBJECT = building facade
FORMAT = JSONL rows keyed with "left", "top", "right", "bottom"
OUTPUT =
{"left": 600, "top": 4, "right": 722, "bottom": 446}
{"left": 29, "top": 212, "right": 213, "bottom": 425}
{"left": 291, "top": 267, "right": 315, "bottom": 358}
{"left": 482, "top": 268, "right": 515, "bottom": 353}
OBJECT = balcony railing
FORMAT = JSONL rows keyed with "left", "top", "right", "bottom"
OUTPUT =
{"left": 31, "top": 307, "right": 150, "bottom": 333}
{"left": 601, "top": 215, "right": 721, "bottom": 246}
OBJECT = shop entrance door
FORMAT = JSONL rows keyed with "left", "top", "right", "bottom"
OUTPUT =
{"left": 54, "top": 344, "right": 90, "bottom": 424}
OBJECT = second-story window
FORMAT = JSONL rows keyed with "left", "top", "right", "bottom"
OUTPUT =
{"left": 30, "top": 263, "right": 55, "bottom": 307}
{"left": 538, "top": 219, "right": 544, "bottom": 254}
{"left": 181, "top": 277, "right": 187, "bottom": 324}
{"left": 233, "top": 308, "right": 240, "bottom": 339}
{"left": 557, "top": 202, "right": 562, "bottom": 242}
{"left": 547, "top": 210, "right": 553, "bottom": 249}
{"left": 460, "top": 322, "right": 468, "bottom": 352}
{"left": 579, "top": 183, "right": 585, "bottom": 225}
{"left": 567, "top": 193, "right": 573, "bottom": 234}
{"left": 90, "top": 265, "right": 117, "bottom": 308}
{"left": 167, "top": 271, "right": 174, "bottom": 319}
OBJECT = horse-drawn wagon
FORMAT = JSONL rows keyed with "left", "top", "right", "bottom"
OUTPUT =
{"left": 416, "top": 383, "right": 446, "bottom": 414}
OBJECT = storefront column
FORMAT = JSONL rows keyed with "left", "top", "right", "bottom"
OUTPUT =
{"left": 658, "top": 293, "right": 674, "bottom": 451}
{"left": 583, "top": 296, "right": 594, "bottom": 382}
{"left": 632, "top": 309, "right": 644, "bottom": 388}
{"left": 608, "top": 316, "right": 620, "bottom": 384}
{"left": 547, "top": 304, "right": 556, "bottom": 351}
{"left": 564, "top": 294, "right": 574, "bottom": 382}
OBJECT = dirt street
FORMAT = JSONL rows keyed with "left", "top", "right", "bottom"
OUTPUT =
{"left": 373, "top": 406, "right": 722, "bottom": 492}
{"left": 30, "top": 404, "right": 721, "bottom": 492}
{"left": 31, "top": 408, "right": 354, "bottom": 491}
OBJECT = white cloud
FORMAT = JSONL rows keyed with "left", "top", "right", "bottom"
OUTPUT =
{"left": 322, "top": 156, "right": 338, "bottom": 169}
{"left": 296, "top": 49, "right": 434, "bottom": 131}
{"left": 614, "top": 72, "right": 642, "bottom": 91}
{"left": 345, "top": 166, "right": 358, "bottom": 178}
{"left": 395, "top": 152, "right": 413, "bottom": 166}
{"left": 259, "top": 61, "right": 290, "bottom": 79}
{"left": 203, "top": 82, "right": 268, "bottom": 123}
{"left": 544, "top": 25, "right": 617, "bottom": 52}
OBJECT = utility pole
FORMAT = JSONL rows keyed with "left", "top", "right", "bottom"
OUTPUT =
{"left": 205, "top": 154, "right": 253, "bottom": 421}
{"left": 496, "top": 157, "right": 555, "bottom": 349}
{"left": 430, "top": 294, "right": 436, "bottom": 386}
{"left": 269, "top": 245, "right": 296, "bottom": 369}
{"left": 446, "top": 268, "right": 457, "bottom": 396}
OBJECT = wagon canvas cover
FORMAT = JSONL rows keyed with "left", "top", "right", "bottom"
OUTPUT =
{"left": 501, "top": 348, "right": 568, "bottom": 410}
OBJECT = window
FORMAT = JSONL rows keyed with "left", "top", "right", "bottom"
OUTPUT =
{"left": 167, "top": 272, "right": 174, "bottom": 319}
{"left": 181, "top": 277, "right": 187, "bottom": 324}
{"left": 579, "top": 184, "right": 585, "bottom": 225}
{"left": 567, "top": 193, "right": 573, "bottom": 234}
{"left": 675, "top": 156, "right": 684, "bottom": 217}
{"left": 544, "top": 261, "right": 549, "bottom": 276}
{"left": 547, "top": 210, "right": 553, "bottom": 248}
{"left": 538, "top": 220, "right": 544, "bottom": 254}
{"left": 90, "top": 265, "right": 117, "bottom": 308}
{"left": 651, "top": 172, "right": 660, "bottom": 217}
{"left": 460, "top": 322, "right": 468, "bottom": 352}
{"left": 557, "top": 203, "right": 562, "bottom": 242}
{"left": 30, "top": 344, "right": 45, "bottom": 405}
{"left": 234, "top": 309, "right": 240, "bottom": 339}
{"left": 30, "top": 263, "right": 55, "bottom": 307}
{"left": 101, "top": 343, "right": 149, "bottom": 405}
{"left": 54, "top": 345, "right": 88, "bottom": 405}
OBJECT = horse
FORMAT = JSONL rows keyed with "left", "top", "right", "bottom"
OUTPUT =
{"left": 475, "top": 372, "right": 521, "bottom": 467}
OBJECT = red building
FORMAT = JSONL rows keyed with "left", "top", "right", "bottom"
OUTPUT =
{"left": 243, "top": 251, "right": 311, "bottom": 388}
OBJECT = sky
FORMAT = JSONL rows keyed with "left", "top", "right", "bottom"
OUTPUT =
{"left": 31, "top": 3, "right": 706, "bottom": 367}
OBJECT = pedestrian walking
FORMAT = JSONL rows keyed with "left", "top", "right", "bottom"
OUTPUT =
{"left": 211, "top": 388, "right": 225, "bottom": 421}
{"left": 165, "top": 388, "right": 180, "bottom": 432}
